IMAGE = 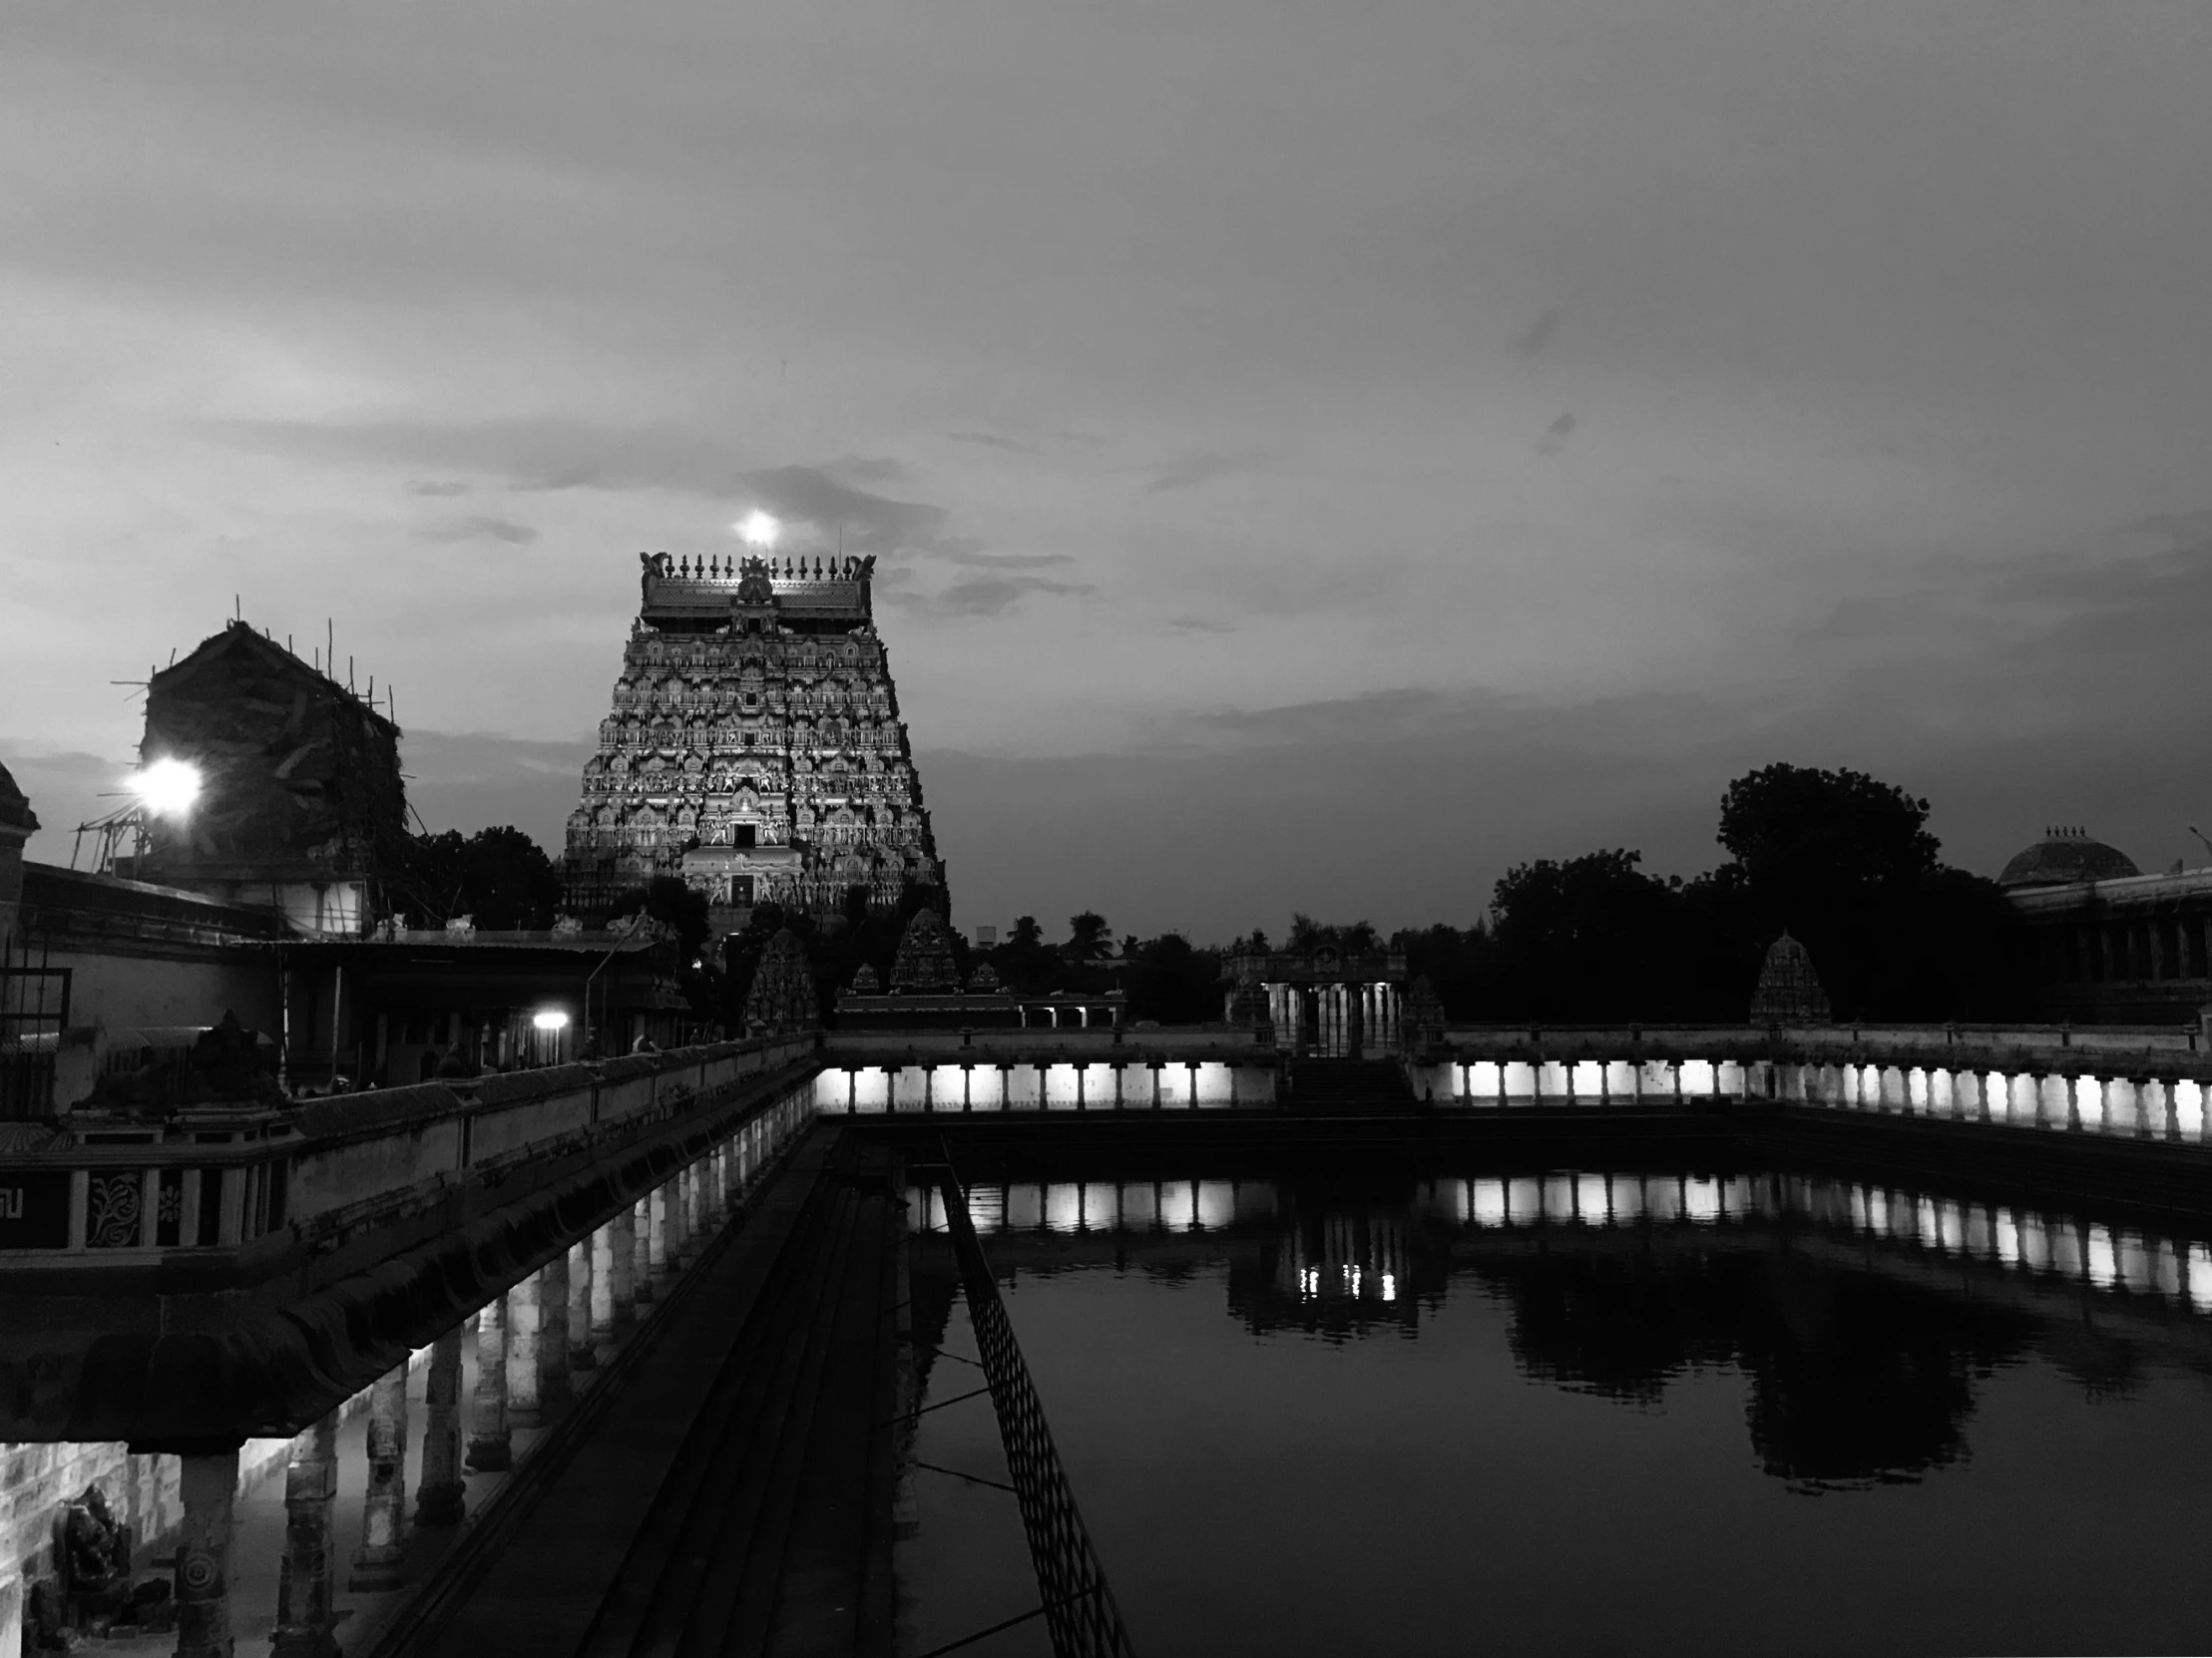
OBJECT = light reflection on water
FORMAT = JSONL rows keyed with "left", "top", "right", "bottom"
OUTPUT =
{"left": 896, "top": 1164, "right": 2212, "bottom": 1657}
{"left": 910, "top": 1170, "right": 2212, "bottom": 1319}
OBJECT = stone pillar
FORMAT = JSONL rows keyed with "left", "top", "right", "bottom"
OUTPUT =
{"left": 348, "top": 1365, "right": 410, "bottom": 1590}
{"left": 416, "top": 1328, "right": 466, "bottom": 1523}
{"left": 0, "top": 1488, "right": 19, "bottom": 1658}
{"left": 467, "top": 1300, "right": 512, "bottom": 1472}
{"left": 608, "top": 1208, "right": 638, "bottom": 1335}
{"left": 537, "top": 1255, "right": 572, "bottom": 1414}
{"left": 506, "top": 1274, "right": 544, "bottom": 1429}
{"left": 589, "top": 1224, "right": 618, "bottom": 1354}
{"left": 270, "top": 1415, "right": 340, "bottom": 1656}
{"left": 650, "top": 1184, "right": 674, "bottom": 1287}
{"left": 676, "top": 1170, "right": 700, "bottom": 1259}
{"left": 699, "top": 1152, "right": 723, "bottom": 1233}
{"left": 632, "top": 1196, "right": 656, "bottom": 1307}
{"left": 175, "top": 1444, "right": 242, "bottom": 1658}
{"left": 567, "top": 1239, "right": 598, "bottom": 1372}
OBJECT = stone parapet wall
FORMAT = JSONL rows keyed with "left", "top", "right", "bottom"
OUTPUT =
{"left": 0, "top": 1053, "right": 822, "bottom": 1446}
{"left": 0, "top": 1032, "right": 819, "bottom": 1268}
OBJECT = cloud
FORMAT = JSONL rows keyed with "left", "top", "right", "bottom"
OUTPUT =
{"left": 1159, "top": 687, "right": 1513, "bottom": 752}
{"left": 406, "top": 479, "right": 470, "bottom": 497}
{"left": 1142, "top": 451, "right": 1248, "bottom": 494}
{"left": 738, "top": 464, "right": 963, "bottom": 558}
{"left": 208, "top": 416, "right": 747, "bottom": 497}
{"left": 0, "top": 743, "right": 130, "bottom": 864}
{"left": 1516, "top": 305, "right": 1567, "bottom": 357}
{"left": 205, "top": 420, "right": 998, "bottom": 561}
{"left": 1166, "top": 617, "right": 1236, "bottom": 634}
{"left": 399, "top": 728, "right": 595, "bottom": 846}
{"left": 945, "top": 431, "right": 1038, "bottom": 453}
{"left": 935, "top": 548, "right": 1077, "bottom": 571}
{"left": 1537, "top": 413, "right": 1577, "bottom": 455}
{"left": 891, "top": 573, "right": 1093, "bottom": 620}
{"left": 415, "top": 514, "right": 538, "bottom": 545}
{"left": 2124, "top": 509, "right": 2212, "bottom": 550}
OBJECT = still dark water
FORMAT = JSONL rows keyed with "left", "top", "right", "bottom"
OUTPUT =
{"left": 895, "top": 1161, "right": 2212, "bottom": 1657}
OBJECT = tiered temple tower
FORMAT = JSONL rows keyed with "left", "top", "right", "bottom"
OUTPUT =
{"left": 563, "top": 550, "right": 946, "bottom": 920}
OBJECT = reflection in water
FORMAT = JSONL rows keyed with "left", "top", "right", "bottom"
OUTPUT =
{"left": 1235, "top": 1203, "right": 1425, "bottom": 1340}
{"left": 908, "top": 1167, "right": 2212, "bottom": 1490}
{"left": 899, "top": 1162, "right": 2212, "bottom": 1657}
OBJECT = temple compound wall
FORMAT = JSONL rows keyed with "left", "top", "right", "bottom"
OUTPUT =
{"left": 563, "top": 551, "right": 945, "bottom": 921}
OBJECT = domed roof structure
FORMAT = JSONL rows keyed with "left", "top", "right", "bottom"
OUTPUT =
{"left": 1998, "top": 827, "right": 2140, "bottom": 889}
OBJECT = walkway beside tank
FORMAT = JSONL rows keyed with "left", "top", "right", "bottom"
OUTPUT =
{"left": 396, "top": 1124, "right": 903, "bottom": 1658}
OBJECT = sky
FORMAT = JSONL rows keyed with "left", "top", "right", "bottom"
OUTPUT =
{"left": 3, "top": 0, "right": 2210, "bottom": 943}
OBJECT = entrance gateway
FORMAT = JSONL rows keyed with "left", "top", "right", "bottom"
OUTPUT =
{"left": 562, "top": 550, "right": 948, "bottom": 933}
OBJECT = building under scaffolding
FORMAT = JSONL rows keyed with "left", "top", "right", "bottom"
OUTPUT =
{"left": 119, "top": 620, "right": 407, "bottom": 936}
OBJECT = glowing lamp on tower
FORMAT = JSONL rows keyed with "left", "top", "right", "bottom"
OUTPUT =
{"left": 735, "top": 510, "right": 781, "bottom": 550}
{"left": 129, "top": 757, "right": 203, "bottom": 821}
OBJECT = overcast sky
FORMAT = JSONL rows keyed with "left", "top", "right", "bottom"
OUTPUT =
{"left": 4, "top": 1, "right": 2209, "bottom": 941}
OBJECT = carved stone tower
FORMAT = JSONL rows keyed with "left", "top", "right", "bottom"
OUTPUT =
{"left": 563, "top": 551, "right": 947, "bottom": 921}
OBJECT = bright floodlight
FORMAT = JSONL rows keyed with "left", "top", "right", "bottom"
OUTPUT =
{"left": 735, "top": 509, "right": 781, "bottom": 549}
{"left": 532, "top": 1009, "right": 570, "bottom": 1033}
{"left": 130, "top": 757, "right": 203, "bottom": 820}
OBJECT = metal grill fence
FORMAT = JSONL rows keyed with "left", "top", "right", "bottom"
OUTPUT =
{"left": 928, "top": 1157, "right": 1137, "bottom": 1658}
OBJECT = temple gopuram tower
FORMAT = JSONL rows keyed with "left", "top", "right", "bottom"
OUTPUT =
{"left": 563, "top": 548, "right": 947, "bottom": 924}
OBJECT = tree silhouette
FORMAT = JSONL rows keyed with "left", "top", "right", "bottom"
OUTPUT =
{"left": 1718, "top": 763, "right": 1941, "bottom": 922}
{"left": 1065, "top": 911, "right": 1112, "bottom": 962}
{"left": 388, "top": 825, "right": 561, "bottom": 930}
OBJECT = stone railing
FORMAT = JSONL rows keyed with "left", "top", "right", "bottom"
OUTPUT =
{"left": 1407, "top": 1024, "right": 2212, "bottom": 1145}
{"left": 0, "top": 1032, "right": 820, "bottom": 1268}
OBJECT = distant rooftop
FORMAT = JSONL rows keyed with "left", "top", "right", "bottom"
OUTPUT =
{"left": 1998, "top": 827, "right": 2141, "bottom": 889}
